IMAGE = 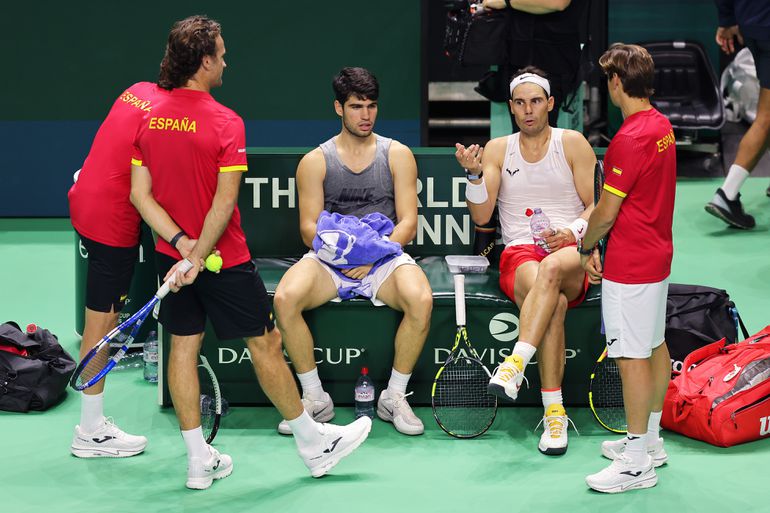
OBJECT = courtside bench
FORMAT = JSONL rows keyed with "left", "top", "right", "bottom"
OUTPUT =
{"left": 154, "top": 148, "right": 603, "bottom": 406}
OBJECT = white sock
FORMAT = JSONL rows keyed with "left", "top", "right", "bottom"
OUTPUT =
{"left": 541, "top": 388, "right": 563, "bottom": 410}
{"left": 721, "top": 164, "right": 750, "bottom": 200}
{"left": 624, "top": 432, "right": 647, "bottom": 466}
{"left": 647, "top": 410, "right": 662, "bottom": 442}
{"left": 387, "top": 368, "right": 411, "bottom": 396}
{"left": 287, "top": 410, "right": 322, "bottom": 448}
{"left": 512, "top": 341, "right": 537, "bottom": 366}
{"left": 181, "top": 426, "right": 209, "bottom": 459}
{"left": 80, "top": 392, "right": 104, "bottom": 433}
{"left": 297, "top": 368, "right": 324, "bottom": 399}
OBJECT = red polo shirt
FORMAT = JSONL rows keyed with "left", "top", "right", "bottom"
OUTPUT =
{"left": 69, "top": 82, "right": 162, "bottom": 247}
{"left": 602, "top": 108, "right": 676, "bottom": 284}
{"left": 132, "top": 88, "right": 250, "bottom": 268}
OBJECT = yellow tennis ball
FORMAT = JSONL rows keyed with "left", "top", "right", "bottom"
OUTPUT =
{"left": 205, "top": 254, "right": 223, "bottom": 273}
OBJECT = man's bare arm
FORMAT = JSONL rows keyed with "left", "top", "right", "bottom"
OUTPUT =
{"left": 388, "top": 141, "right": 419, "bottom": 247}
{"left": 130, "top": 164, "right": 191, "bottom": 253}
{"left": 296, "top": 149, "right": 327, "bottom": 248}
{"left": 455, "top": 137, "right": 505, "bottom": 226}
{"left": 483, "top": 0, "right": 571, "bottom": 15}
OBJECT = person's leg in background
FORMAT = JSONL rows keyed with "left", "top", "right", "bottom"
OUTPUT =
{"left": 706, "top": 37, "right": 770, "bottom": 229}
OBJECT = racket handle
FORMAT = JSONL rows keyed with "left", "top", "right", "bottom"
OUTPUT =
{"left": 454, "top": 273, "right": 466, "bottom": 327}
{"left": 156, "top": 258, "right": 194, "bottom": 299}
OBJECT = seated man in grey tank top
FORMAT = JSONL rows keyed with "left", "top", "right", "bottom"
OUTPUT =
{"left": 274, "top": 67, "right": 432, "bottom": 436}
{"left": 455, "top": 67, "right": 597, "bottom": 456}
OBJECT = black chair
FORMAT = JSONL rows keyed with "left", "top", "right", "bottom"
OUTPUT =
{"left": 641, "top": 40, "right": 725, "bottom": 132}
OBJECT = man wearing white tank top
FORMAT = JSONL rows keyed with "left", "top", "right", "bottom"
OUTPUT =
{"left": 455, "top": 66, "right": 596, "bottom": 456}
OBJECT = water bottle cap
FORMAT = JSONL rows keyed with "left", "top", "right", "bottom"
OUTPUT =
{"left": 525, "top": 208, "right": 534, "bottom": 217}
{"left": 25, "top": 323, "right": 38, "bottom": 335}
{"left": 361, "top": 367, "right": 369, "bottom": 375}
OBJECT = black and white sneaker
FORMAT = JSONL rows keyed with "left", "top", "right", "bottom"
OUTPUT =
{"left": 71, "top": 417, "right": 147, "bottom": 458}
{"left": 585, "top": 454, "right": 657, "bottom": 494}
{"left": 299, "top": 416, "right": 371, "bottom": 478}
{"left": 705, "top": 188, "right": 756, "bottom": 229}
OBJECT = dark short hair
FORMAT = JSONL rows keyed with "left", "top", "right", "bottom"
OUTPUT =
{"left": 158, "top": 15, "right": 221, "bottom": 90}
{"left": 509, "top": 66, "right": 551, "bottom": 98}
{"left": 599, "top": 43, "right": 655, "bottom": 98}
{"left": 332, "top": 67, "right": 379, "bottom": 104}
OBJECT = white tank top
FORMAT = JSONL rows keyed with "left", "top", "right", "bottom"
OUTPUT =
{"left": 497, "top": 128, "right": 585, "bottom": 246}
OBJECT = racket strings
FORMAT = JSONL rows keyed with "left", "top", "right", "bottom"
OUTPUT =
{"left": 75, "top": 329, "right": 131, "bottom": 388}
{"left": 592, "top": 358, "right": 626, "bottom": 431}
{"left": 434, "top": 358, "right": 496, "bottom": 437}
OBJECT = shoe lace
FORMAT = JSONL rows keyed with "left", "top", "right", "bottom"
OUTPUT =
{"left": 391, "top": 391, "right": 414, "bottom": 410}
{"left": 492, "top": 363, "right": 529, "bottom": 390}
{"left": 534, "top": 414, "right": 579, "bottom": 437}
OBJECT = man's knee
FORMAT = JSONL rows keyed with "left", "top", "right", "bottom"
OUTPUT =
{"left": 274, "top": 280, "right": 308, "bottom": 316}
{"left": 404, "top": 286, "right": 433, "bottom": 324}
{"left": 246, "top": 327, "right": 283, "bottom": 357}
{"left": 535, "top": 257, "right": 563, "bottom": 286}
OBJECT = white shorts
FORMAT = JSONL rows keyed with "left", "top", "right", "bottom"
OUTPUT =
{"left": 302, "top": 251, "right": 418, "bottom": 306}
{"left": 602, "top": 278, "right": 669, "bottom": 359}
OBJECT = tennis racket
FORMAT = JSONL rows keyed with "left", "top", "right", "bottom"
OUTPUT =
{"left": 198, "top": 354, "right": 222, "bottom": 444}
{"left": 586, "top": 160, "right": 627, "bottom": 432}
{"left": 70, "top": 259, "right": 194, "bottom": 391}
{"left": 588, "top": 346, "right": 626, "bottom": 433}
{"left": 432, "top": 273, "right": 497, "bottom": 438}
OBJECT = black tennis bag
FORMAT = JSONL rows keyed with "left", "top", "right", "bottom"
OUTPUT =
{"left": 0, "top": 321, "right": 76, "bottom": 412}
{"left": 666, "top": 284, "right": 749, "bottom": 375}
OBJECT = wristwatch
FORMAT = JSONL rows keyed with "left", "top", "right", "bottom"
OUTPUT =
{"left": 577, "top": 239, "right": 595, "bottom": 256}
{"left": 465, "top": 168, "right": 483, "bottom": 181}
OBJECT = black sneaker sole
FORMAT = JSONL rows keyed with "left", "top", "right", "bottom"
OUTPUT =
{"left": 704, "top": 203, "right": 754, "bottom": 229}
{"left": 487, "top": 383, "right": 517, "bottom": 402}
{"left": 539, "top": 444, "right": 567, "bottom": 456}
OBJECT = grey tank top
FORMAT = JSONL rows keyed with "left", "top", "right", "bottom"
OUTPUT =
{"left": 320, "top": 135, "right": 396, "bottom": 223}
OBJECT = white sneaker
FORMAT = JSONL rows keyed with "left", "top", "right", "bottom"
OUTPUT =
{"left": 535, "top": 404, "right": 577, "bottom": 456}
{"left": 299, "top": 416, "right": 372, "bottom": 478}
{"left": 277, "top": 392, "right": 335, "bottom": 435}
{"left": 186, "top": 445, "right": 233, "bottom": 490}
{"left": 601, "top": 436, "right": 668, "bottom": 467}
{"left": 586, "top": 454, "right": 657, "bottom": 494}
{"left": 487, "top": 355, "right": 528, "bottom": 402}
{"left": 71, "top": 417, "right": 147, "bottom": 458}
{"left": 376, "top": 389, "right": 424, "bottom": 435}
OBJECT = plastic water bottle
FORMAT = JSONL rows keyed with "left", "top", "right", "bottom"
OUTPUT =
{"left": 529, "top": 207, "right": 553, "bottom": 257}
{"left": 114, "top": 349, "right": 144, "bottom": 370}
{"left": 143, "top": 330, "right": 158, "bottom": 383}
{"left": 354, "top": 367, "right": 375, "bottom": 419}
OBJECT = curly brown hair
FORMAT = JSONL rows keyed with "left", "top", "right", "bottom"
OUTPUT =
{"left": 158, "top": 15, "right": 221, "bottom": 90}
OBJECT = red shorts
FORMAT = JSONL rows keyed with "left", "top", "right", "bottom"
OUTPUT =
{"left": 498, "top": 244, "right": 589, "bottom": 308}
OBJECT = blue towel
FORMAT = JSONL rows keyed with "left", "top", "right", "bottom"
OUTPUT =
{"left": 312, "top": 210, "right": 403, "bottom": 299}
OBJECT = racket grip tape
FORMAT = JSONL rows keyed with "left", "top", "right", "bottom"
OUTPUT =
{"left": 453, "top": 274, "right": 466, "bottom": 327}
{"left": 156, "top": 258, "right": 194, "bottom": 299}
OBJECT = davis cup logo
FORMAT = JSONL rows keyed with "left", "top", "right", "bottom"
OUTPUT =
{"left": 489, "top": 312, "right": 519, "bottom": 342}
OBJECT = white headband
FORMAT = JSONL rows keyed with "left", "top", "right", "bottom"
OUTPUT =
{"left": 509, "top": 73, "right": 551, "bottom": 97}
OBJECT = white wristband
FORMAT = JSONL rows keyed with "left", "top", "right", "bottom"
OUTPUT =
{"left": 568, "top": 218, "right": 589, "bottom": 241}
{"left": 465, "top": 178, "right": 489, "bottom": 204}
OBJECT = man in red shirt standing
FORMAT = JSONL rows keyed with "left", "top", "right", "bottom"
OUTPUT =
{"left": 68, "top": 82, "right": 191, "bottom": 458}
{"left": 580, "top": 44, "right": 676, "bottom": 493}
{"left": 130, "top": 16, "right": 370, "bottom": 490}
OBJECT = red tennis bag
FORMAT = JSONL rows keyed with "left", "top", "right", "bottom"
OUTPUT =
{"left": 661, "top": 326, "right": 770, "bottom": 447}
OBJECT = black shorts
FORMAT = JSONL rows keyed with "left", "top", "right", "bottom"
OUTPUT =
{"left": 155, "top": 253, "right": 275, "bottom": 339}
{"left": 744, "top": 37, "right": 770, "bottom": 89}
{"left": 78, "top": 232, "right": 139, "bottom": 313}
